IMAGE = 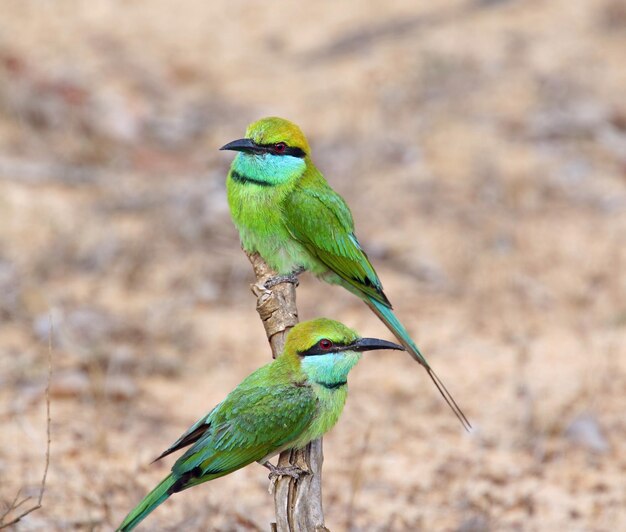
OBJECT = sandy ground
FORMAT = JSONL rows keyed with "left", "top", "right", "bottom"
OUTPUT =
{"left": 1, "top": 1, "right": 625, "bottom": 530}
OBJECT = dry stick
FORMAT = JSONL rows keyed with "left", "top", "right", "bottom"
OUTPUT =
{"left": 0, "top": 315, "right": 52, "bottom": 529}
{"left": 245, "top": 252, "right": 329, "bottom": 532}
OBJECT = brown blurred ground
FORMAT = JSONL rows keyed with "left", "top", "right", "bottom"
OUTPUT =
{"left": 1, "top": 1, "right": 625, "bottom": 530}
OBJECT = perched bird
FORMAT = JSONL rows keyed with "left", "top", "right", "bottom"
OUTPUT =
{"left": 117, "top": 318, "right": 403, "bottom": 531}
{"left": 222, "top": 117, "right": 470, "bottom": 430}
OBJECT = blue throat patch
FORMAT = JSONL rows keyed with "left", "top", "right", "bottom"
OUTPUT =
{"left": 232, "top": 152, "right": 306, "bottom": 186}
{"left": 301, "top": 352, "right": 361, "bottom": 388}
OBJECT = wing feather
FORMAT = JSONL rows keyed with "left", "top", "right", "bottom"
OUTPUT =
{"left": 171, "top": 383, "right": 317, "bottom": 480}
{"left": 284, "top": 183, "right": 391, "bottom": 307}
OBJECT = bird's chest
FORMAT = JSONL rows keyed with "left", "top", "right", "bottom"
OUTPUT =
{"left": 227, "top": 180, "right": 285, "bottom": 237}
{"left": 305, "top": 386, "right": 347, "bottom": 440}
{"left": 227, "top": 182, "right": 309, "bottom": 274}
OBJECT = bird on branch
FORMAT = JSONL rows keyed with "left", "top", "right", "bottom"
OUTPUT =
{"left": 117, "top": 318, "right": 404, "bottom": 531}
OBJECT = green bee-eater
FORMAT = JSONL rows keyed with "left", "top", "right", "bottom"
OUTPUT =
{"left": 117, "top": 318, "right": 403, "bottom": 531}
{"left": 222, "top": 117, "right": 470, "bottom": 430}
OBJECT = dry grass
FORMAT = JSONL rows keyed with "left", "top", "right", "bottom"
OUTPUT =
{"left": 1, "top": 1, "right": 625, "bottom": 530}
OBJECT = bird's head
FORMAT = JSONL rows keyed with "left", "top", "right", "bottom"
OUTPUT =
{"left": 283, "top": 318, "right": 404, "bottom": 386}
{"left": 220, "top": 117, "right": 311, "bottom": 186}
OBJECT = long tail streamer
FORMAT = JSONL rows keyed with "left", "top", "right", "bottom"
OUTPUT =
{"left": 367, "top": 298, "right": 471, "bottom": 431}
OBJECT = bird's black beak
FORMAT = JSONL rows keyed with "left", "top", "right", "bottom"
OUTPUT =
{"left": 350, "top": 337, "right": 405, "bottom": 352}
{"left": 219, "top": 138, "right": 259, "bottom": 154}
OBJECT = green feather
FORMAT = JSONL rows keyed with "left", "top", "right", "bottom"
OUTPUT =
{"left": 284, "top": 173, "right": 390, "bottom": 306}
{"left": 117, "top": 475, "right": 175, "bottom": 532}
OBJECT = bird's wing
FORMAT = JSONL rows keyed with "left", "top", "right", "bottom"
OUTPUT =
{"left": 283, "top": 183, "right": 391, "bottom": 307}
{"left": 152, "top": 405, "right": 221, "bottom": 462}
{"left": 171, "top": 383, "right": 318, "bottom": 481}
{"left": 154, "top": 363, "right": 280, "bottom": 463}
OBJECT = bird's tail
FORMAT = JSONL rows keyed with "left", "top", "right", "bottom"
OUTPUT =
{"left": 366, "top": 297, "right": 471, "bottom": 431}
{"left": 117, "top": 474, "right": 176, "bottom": 532}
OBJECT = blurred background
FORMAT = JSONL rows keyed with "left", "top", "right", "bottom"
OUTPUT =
{"left": 1, "top": 0, "right": 625, "bottom": 530}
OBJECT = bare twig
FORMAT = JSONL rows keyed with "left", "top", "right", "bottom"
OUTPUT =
{"left": 245, "top": 252, "right": 329, "bottom": 532}
{"left": 0, "top": 315, "right": 52, "bottom": 529}
{"left": 0, "top": 491, "right": 23, "bottom": 523}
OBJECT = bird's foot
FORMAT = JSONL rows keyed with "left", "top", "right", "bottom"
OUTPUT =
{"left": 261, "top": 461, "right": 309, "bottom": 493}
{"left": 263, "top": 461, "right": 308, "bottom": 481}
{"left": 264, "top": 267, "right": 305, "bottom": 289}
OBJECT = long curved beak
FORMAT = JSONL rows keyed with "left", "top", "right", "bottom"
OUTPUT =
{"left": 219, "top": 138, "right": 259, "bottom": 153}
{"left": 350, "top": 337, "right": 405, "bottom": 352}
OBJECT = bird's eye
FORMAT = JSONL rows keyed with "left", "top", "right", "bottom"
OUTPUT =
{"left": 319, "top": 339, "right": 333, "bottom": 350}
{"left": 273, "top": 142, "right": 287, "bottom": 154}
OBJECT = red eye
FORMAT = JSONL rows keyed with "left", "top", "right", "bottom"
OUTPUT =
{"left": 319, "top": 339, "right": 333, "bottom": 350}
{"left": 273, "top": 142, "right": 287, "bottom": 154}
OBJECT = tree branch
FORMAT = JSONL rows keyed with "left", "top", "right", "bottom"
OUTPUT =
{"left": 245, "top": 252, "right": 329, "bottom": 532}
{"left": 0, "top": 314, "right": 52, "bottom": 529}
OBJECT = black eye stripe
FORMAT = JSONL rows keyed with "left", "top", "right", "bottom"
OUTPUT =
{"left": 257, "top": 143, "right": 306, "bottom": 158}
{"left": 283, "top": 146, "right": 306, "bottom": 158}
{"left": 298, "top": 342, "right": 350, "bottom": 357}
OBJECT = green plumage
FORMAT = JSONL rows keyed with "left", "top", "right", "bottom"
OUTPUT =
{"left": 117, "top": 318, "right": 402, "bottom": 531}
{"left": 224, "top": 117, "right": 469, "bottom": 430}
{"left": 117, "top": 476, "right": 175, "bottom": 532}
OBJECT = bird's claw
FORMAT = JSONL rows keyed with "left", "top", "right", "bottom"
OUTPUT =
{"left": 263, "top": 462, "right": 309, "bottom": 494}
{"left": 264, "top": 274, "right": 299, "bottom": 289}
{"left": 266, "top": 463, "right": 308, "bottom": 481}
{"left": 264, "top": 267, "right": 305, "bottom": 289}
